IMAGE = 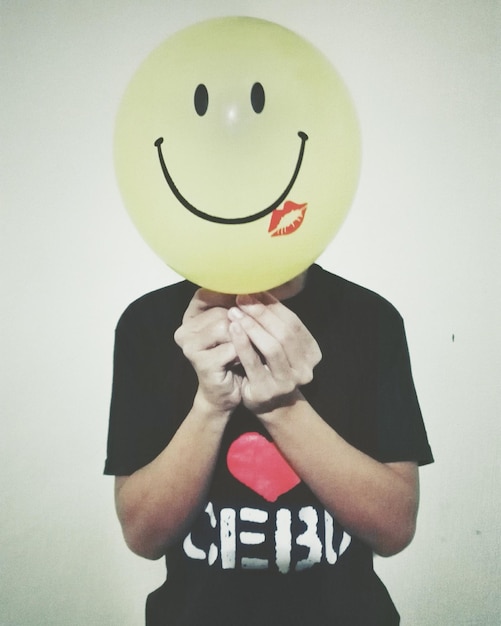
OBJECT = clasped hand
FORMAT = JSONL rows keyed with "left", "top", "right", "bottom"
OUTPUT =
{"left": 174, "top": 290, "right": 321, "bottom": 417}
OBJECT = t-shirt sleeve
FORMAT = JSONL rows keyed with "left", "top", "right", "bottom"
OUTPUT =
{"left": 376, "top": 313, "right": 433, "bottom": 466}
{"left": 104, "top": 283, "right": 198, "bottom": 477}
{"left": 104, "top": 302, "right": 189, "bottom": 476}
{"left": 104, "top": 310, "right": 152, "bottom": 476}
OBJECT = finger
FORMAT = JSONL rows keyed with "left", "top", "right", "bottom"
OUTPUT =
{"left": 229, "top": 321, "right": 271, "bottom": 386}
{"left": 184, "top": 289, "right": 236, "bottom": 321}
{"left": 235, "top": 293, "right": 302, "bottom": 340}
{"left": 175, "top": 308, "right": 233, "bottom": 354}
{"left": 234, "top": 294, "right": 321, "bottom": 379}
{"left": 187, "top": 342, "right": 239, "bottom": 389}
{"left": 234, "top": 294, "right": 303, "bottom": 361}
{"left": 228, "top": 309, "right": 291, "bottom": 380}
{"left": 202, "top": 341, "right": 239, "bottom": 371}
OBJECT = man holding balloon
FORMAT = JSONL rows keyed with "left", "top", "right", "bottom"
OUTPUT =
{"left": 105, "top": 17, "right": 433, "bottom": 625}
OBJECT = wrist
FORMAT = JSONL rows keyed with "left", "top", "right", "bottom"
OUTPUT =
{"left": 193, "top": 389, "right": 235, "bottom": 424}
{"left": 255, "top": 389, "right": 304, "bottom": 424}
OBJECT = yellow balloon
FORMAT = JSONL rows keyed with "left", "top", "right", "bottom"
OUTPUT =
{"left": 114, "top": 17, "right": 360, "bottom": 293}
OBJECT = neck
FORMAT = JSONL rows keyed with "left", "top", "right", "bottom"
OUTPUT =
{"left": 269, "top": 269, "right": 308, "bottom": 301}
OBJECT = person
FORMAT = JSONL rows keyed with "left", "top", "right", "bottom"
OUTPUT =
{"left": 104, "top": 263, "right": 433, "bottom": 625}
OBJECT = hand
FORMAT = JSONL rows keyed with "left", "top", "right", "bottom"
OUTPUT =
{"left": 227, "top": 292, "right": 321, "bottom": 416}
{"left": 174, "top": 289, "right": 241, "bottom": 414}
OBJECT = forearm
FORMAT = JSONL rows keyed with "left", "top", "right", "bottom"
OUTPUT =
{"left": 259, "top": 392, "right": 419, "bottom": 556}
{"left": 115, "top": 392, "right": 230, "bottom": 560}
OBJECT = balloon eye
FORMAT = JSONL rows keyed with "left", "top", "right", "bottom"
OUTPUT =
{"left": 194, "top": 84, "right": 209, "bottom": 116}
{"left": 251, "top": 82, "right": 265, "bottom": 114}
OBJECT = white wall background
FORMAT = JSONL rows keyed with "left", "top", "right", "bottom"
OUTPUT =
{"left": 1, "top": 1, "right": 499, "bottom": 624}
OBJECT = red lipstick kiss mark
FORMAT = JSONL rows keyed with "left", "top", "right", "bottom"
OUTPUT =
{"left": 268, "top": 200, "right": 307, "bottom": 237}
{"left": 227, "top": 432, "right": 301, "bottom": 502}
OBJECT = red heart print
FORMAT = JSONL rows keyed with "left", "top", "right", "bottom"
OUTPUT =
{"left": 227, "top": 432, "right": 301, "bottom": 502}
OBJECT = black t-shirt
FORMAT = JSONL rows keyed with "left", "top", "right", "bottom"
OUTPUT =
{"left": 105, "top": 264, "right": 433, "bottom": 625}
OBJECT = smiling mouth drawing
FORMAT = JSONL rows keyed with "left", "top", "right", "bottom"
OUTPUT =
{"left": 154, "top": 131, "right": 308, "bottom": 225}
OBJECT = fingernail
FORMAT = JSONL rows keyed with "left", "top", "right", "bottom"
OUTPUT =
{"left": 228, "top": 306, "right": 244, "bottom": 320}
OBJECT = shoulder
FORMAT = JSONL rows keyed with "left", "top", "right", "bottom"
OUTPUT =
{"left": 116, "top": 279, "right": 198, "bottom": 336}
{"left": 309, "top": 264, "right": 403, "bottom": 325}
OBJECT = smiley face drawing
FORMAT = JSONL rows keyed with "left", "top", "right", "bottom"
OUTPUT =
{"left": 114, "top": 17, "right": 360, "bottom": 293}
